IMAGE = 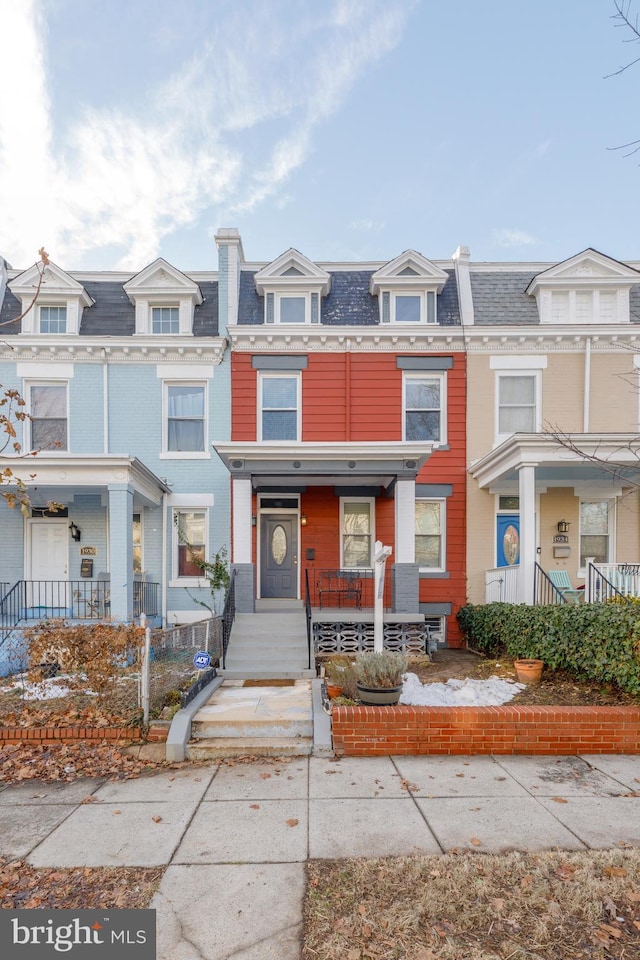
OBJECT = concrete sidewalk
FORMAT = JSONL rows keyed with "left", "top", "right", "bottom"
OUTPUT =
{"left": 2, "top": 753, "right": 640, "bottom": 958}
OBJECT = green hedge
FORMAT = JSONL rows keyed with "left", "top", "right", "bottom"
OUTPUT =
{"left": 456, "top": 603, "right": 640, "bottom": 695}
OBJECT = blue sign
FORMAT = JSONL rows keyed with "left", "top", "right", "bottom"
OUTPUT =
{"left": 193, "top": 651, "right": 211, "bottom": 669}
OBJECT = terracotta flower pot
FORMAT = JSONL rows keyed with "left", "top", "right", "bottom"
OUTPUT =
{"left": 514, "top": 659, "right": 544, "bottom": 684}
{"left": 326, "top": 683, "right": 343, "bottom": 699}
{"left": 356, "top": 682, "right": 403, "bottom": 706}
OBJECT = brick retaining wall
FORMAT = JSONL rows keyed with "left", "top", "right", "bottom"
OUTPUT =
{"left": 0, "top": 726, "right": 145, "bottom": 745}
{"left": 332, "top": 704, "right": 640, "bottom": 756}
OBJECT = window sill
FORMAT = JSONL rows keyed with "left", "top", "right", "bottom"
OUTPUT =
{"left": 169, "top": 578, "right": 207, "bottom": 589}
{"left": 419, "top": 570, "right": 450, "bottom": 579}
{"left": 159, "top": 452, "right": 210, "bottom": 459}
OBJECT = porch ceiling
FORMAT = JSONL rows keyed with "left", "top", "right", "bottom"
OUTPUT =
{"left": 469, "top": 433, "right": 640, "bottom": 489}
{"left": 213, "top": 441, "right": 433, "bottom": 488}
{"left": 1, "top": 455, "right": 171, "bottom": 507}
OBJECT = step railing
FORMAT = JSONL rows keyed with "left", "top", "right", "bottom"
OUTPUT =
{"left": 221, "top": 569, "right": 237, "bottom": 669}
{"left": 586, "top": 562, "right": 631, "bottom": 603}
{"left": 533, "top": 563, "right": 568, "bottom": 605}
{"left": 304, "top": 569, "right": 312, "bottom": 669}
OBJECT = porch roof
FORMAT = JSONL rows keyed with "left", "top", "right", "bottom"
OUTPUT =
{"left": 213, "top": 441, "right": 433, "bottom": 488}
{"left": 469, "top": 432, "right": 640, "bottom": 489}
{"left": 0, "top": 454, "right": 171, "bottom": 506}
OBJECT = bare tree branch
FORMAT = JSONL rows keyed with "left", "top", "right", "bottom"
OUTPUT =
{"left": 0, "top": 247, "right": 50, "bottom": 329}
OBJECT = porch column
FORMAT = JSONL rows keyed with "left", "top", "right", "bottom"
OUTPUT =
{"left": 108, "top": 483, "right": 134, "bottom": 621}
{"left": 393, "top": 478, "right": 419, "bottom": 612}
{"left": 517, "top": 463, "right": 536, "bottom": 605}
{"left": 231, "top": 477, "right": 254, "bottom": 612}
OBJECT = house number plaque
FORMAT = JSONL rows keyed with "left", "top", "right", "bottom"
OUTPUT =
{"left": 80, "top": 546, "right": 97, "bottom": 556}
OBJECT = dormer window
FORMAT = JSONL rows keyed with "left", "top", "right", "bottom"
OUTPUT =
{"left": 124, "top": 258, "right": 203, "bottom": 336}
{"left": 254, "top": 248, "right": 330, "bottom": 326}
{"left": 371, "top": 250, "right": 447, "bottom": 326}
{"left": 39, "top": 305, "right": 67, "bottom": 334}
{"left": 152, "top": 306, "right": 180, "bottom": 334}
{"left": 526, "top": 248, "right": 640, "bottom": 325}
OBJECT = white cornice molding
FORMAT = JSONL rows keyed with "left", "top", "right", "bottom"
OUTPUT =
{"left": 227, "top": 325, "right": 465, "bottom": 352}
{"left": 0, "top": 336, "right": 227, "bottom": 364}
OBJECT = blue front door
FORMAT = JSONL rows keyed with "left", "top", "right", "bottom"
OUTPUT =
{"left": 496, "top": 514, "right": 520, "bottom": 567}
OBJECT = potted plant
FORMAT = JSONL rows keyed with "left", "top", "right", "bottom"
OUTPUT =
{"left": 323, "top": 657, "right": 358, "bottom": 699}
{"left": 354, "top": 650, "right": 408, "bottom": 705}
{"left": 514, "top": 658, "right": 544, "bottom": 684}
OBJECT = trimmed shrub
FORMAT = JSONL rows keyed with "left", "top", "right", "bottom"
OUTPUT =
{"left": 457, "top": 602, "right": 640, "bottom": 695}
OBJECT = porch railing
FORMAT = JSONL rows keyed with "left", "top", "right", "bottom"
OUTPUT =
{"left": 533, "top": 563, "right": 567, "bottom": 605}
{"left": 306, "top": 567, "right": 392, "bottom": 610}
{"left": 485, "top": 565, "right": 519, "bottom": 603}
{"left": 304, "top": 568, "right": 312, "bottom": 669}
{"left": 0, "top": 580, "right": 159, "bottom": 628}
{"left": 221, "top": 569, "right": 237, "bottom": 669}
{"left": 586, "top": 562, "right": 640, "bottom": 603}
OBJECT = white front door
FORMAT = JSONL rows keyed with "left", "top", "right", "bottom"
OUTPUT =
{"left": 29, "top": 521, "right": 69, "bottom": 610}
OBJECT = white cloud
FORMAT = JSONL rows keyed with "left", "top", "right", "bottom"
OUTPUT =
{"left": 492, "top": 228, "right": 537, "bottom": 249}
{"left": 349, "top": 218, "right": 384, "bottom": 233}
{"left": 0, "top": 0, "right": 413, "bottom": 268}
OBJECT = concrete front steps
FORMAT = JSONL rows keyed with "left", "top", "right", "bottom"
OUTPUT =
{"left": 220, "top": 609, "right": 315, "bottom": 681}
{"left": 186, "top": 680, "right": 314, "bottom": 759}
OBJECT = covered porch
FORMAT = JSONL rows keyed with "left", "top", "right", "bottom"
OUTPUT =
{"left": 470, "top": 433, "right": 640, "bottom": 605}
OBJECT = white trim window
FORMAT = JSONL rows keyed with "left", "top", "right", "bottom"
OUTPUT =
{"left": 264, "top": 291, "right": 320, "bottom": 325}
{"left": 496, "top": 372, "right": 540, "bottom": 442}
{"left": 341, "top": 498, "right": 374, "bottom": 569}
{"left": 382, "top": 290, "right": 436, "bottom": 324}
{"left": 133, "top": 512, "right": 143, "bottom": 574}
{"left": 258, "top": 373, "right": 301, "bottom": 441}
{"left": 580, "top": 499, "right": 614, "bottom": 568}
{"left": 39, "top": 305, "right": 67, "bottom": 334}
{"left": 415, "top": 500, "right": 445, "bottom": 571}
{"left": 173, "top": 508, "right": 207, "bottom": 583}
{"left": 28, "top": 382, "right": 68, "bottom": 451}
{"left": 152, "top": 306, "right": 179, "bottom": 334}
{"left": 403, "top": 373, "right": 446, "bottom": 443}
{"left": 163, "top": 382, "right": 207, "bottom": 455}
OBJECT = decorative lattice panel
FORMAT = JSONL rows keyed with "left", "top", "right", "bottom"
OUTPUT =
{"left": 313, "top": 621, "right": 428, "bottom": 654}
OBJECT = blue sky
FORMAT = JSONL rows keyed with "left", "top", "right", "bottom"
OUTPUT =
{"left": 0, "top": 0, "right": 638, "bottom": 271}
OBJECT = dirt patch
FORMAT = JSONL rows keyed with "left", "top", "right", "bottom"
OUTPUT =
{"left": 412, "top": 652, "right": 640, "bottom": 707}
{"left": 304, "top": 850, "right": 640, "bottom": 960}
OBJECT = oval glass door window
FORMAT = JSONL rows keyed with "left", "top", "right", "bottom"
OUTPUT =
{"left": 503, "top": 524, "right": 520, "bottom": 565}
{"left": 271, "top": 525, "right": 287, "bottom": 565}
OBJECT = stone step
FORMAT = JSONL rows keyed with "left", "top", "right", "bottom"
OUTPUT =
{"left": 186, "top": 737, "right": 313, "bottom": 759}
{"left": 219, "top": 668, "right": 316, "bottom": 680}
{"left": 192, "top": 715, "right": 313, "bottom": 739}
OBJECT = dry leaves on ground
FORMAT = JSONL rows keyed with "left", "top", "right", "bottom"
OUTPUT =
{"left": 304, "top": 849, "right": 640, "bottom": 960}
{"left": 0, "top": 742, "right": 172, "bottom": 784}
{"left": 0, "top": 857, "right": 163, "bottom": 910}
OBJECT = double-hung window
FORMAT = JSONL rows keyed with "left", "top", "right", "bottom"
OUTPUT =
{"left": 152, "top": 306, "right": 179, "bottom": 334}
{"left": 39, "top": 305, "right": 67, "bottom": 334}
{"left": 341, "top": 499, "right": 374, "bottom": 568}
{"left": 132, "top": 513, "right": 142, "bottom": 574}
{"left": 165, "top": 383, "right": 206, "bottom": 452}
{"left": 403, "top": 374, "right": 445, "bottom": 443}
{"left": 580, "top": 500, "right": 613, "bottom": 568}
{"left": 29, "top": 383, "right": 68, "bottom": 451}
{"left": 259, "top": 374, "right": 300, "bottom": 441}
{"left": 381, "top": 291, "right": 437, "bottom": 324}
{"left": 496, "top": 373, "right": 538, "bottom": 441}
{"left": 415, "top": 500, "right": 445, "bottom": 570}
{"left": 174, "top": 509, "right": 206, "bottom": 579}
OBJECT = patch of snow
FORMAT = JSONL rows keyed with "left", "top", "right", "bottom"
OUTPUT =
{"left": 400, "top": 673, "right": 525, "bottom": 707}
{"left": 6, "top": 674, "right": 97, "bottom": 701}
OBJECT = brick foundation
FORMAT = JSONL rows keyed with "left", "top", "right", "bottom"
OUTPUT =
{"left": 331, "top": 704, "right": 640, "bottom": 756}
{"left": 0, "top": 726, "right": 144, "bottom": 745}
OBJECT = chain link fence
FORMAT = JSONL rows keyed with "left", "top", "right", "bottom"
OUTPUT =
{"left": 144, "top": 617, "right": 222, "bottom": 722}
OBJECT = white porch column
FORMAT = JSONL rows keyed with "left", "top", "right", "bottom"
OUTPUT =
{"left": 517, "top": 463, "right": 536, "bottom": 605}
{"left": 108, "top": 483, "right": 134, "bottom": 621}
{"left": 232, "top": 478, "right": 252, "bottom": 564}
{"left": 395, "top": 479, "right": 416, "bottom": 563}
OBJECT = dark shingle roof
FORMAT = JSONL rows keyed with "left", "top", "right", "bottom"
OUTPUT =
{"left": 238, "top": 269, "right": 461, "bottom": 326}
{"left": 470, "top": 271, "right": 539, "bottom": 325}
{"left": 0, "top": 278, "right": 219, "bottom": 336}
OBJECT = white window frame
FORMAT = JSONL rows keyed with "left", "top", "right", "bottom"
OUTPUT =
{"left": 161, "top": 380, "right": 208, "bottom": 459}
{"left": 381, "top": 290, "right": 437, "bottom": 324}
{"left": 340, "top": 497, "right": 375, "bottom": 570}
{"left": 258, "top": 372, "right": 301, "bottom": 442}
{"left": 494, "top": 370, "right": 541, "bottom": 445}
{"left": 132, "top": 512, "right": 143, "bottom": 575}
{"left": 415, "top": 499, "right": 446, "bottom": 573}
{"left": 264, "top": 291, "right": 317, "bottom": 325}
{"left": 171, "top": 507, "right": 209, "bottom": 587}
{"left": 26, "top": 380, "right": 69, "bottom": 453}
{"left": 402, "top": 372, "right": 447, "bottom": 444}
{"left": 152, "top": 305, "right": 180, "bottom": 334}
{"left": 579, "top": 498, "right": 616, "bottom": 574}
{"left": 39, "top": 304, "right": 67, "bottom": 334}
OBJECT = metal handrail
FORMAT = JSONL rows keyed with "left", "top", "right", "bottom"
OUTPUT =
{"left": 533, "top": 563, "right": 567, "bottom": 605}
{"left": 304, "top": 568, "right": 312, "bottom": 669}
{"left": 587, "top": 563, "right": 628, "bottom": 603}
{"left": 221, "top": 569, "right": 237, "bottom": 669}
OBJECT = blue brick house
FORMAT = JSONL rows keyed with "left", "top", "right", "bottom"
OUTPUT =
{"left": 0, "top": 247, "right": 230, "bottom": 630}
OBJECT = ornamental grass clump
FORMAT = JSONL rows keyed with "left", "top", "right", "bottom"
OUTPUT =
{"left": 355, "top": 650, "right": 408, "bottom": 688}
